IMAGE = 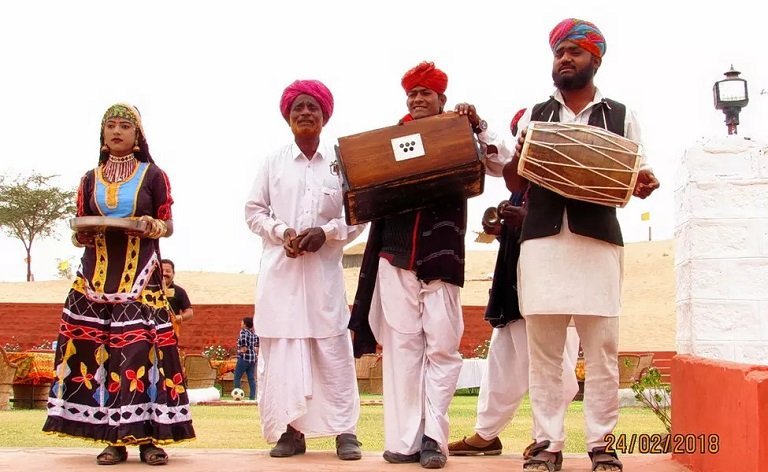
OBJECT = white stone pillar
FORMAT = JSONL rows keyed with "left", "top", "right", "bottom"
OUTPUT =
{"left": 675, "top": 136, "right": 768, "bottom": 364}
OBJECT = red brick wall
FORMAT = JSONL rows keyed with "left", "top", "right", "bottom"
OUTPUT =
{"left": 0, "top": 303, "right": 493, "bottom": 358}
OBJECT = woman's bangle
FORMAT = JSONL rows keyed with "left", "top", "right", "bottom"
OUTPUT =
{"left": 148, "top": 218, "right": 168, "bottom": 239}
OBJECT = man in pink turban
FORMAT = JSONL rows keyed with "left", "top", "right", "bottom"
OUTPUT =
{"left": 279, "top": 79, "right": 335, "bottom": 125}
{"left": 245, "top": 78, "right": 364, "bottom": 461}
{"left": 349, "top": 61, "right": 513, "bottom": 469}
{"left": 503, "top": 18, "right": 659, "bottom": 472}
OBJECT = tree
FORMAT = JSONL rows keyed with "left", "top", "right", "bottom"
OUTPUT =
{"left": 0, "top": 173, "right": 76, "bottom": 281}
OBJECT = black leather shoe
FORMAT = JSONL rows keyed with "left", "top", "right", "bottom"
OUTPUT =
{"left": 420, "top": 436, "right": 447, "bottom": 469}
{"left": 383, "top": 450, "right": 420, "bottom": 463}
{"left": 269, "top": 426, "right": 306, "bottom": 457}
{"left": 336, "top": 433, "right": 362, "bottom": 460}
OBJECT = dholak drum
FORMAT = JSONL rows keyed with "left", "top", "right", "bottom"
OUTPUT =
{"left": 518, "top": 121, "right": 642, "bottom": 208}
{"left": 69, "top": 216, "right": 148, "bottom": 233}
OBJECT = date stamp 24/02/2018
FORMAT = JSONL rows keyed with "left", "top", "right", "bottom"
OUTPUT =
{"left": 604, "top": 434, "right": 720, "bottom": 454}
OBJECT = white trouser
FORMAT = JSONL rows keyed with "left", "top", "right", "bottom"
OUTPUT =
{"left": 258, "top": 334, "right": 360, "bottom": 443}
{"left": 475, "top": 320, "right": 579, "bottom": 440}
{"left": 371, "top": 258, "right": 464, "bottom": 456}
{"left": 527, "top": 315, "right": 619, "bottom": 451}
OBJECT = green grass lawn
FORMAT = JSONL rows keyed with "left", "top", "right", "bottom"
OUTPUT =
{"left": 0, "top": 394, "right": 666, "bottom": 453}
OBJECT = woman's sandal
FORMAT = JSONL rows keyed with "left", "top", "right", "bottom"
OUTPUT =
{"left": 522, "top": 440, "right": 563, "bottom": 471}
{"left": 96, "top": 445, "right": 127, "bottom": 465}
{"left": 589, "top": 446, "right": 623, "bottom": 471}
{"left": 139, "top": 444, "right": 169, "bottom": 466}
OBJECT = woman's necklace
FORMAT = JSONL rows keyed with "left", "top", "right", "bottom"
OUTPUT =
{"left": 102, "top": 154, "right": 138, "bottom": 183}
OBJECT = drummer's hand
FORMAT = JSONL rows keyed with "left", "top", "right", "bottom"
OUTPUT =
{"left": 633, "top": 168, "right": 660, "bottom": 199}
{"left": 297, "top": 227, "right": 326, "bottom": 253}
{"left": 514, "top": 129, "right": 527, "bottom": 160}
{"left": 499, "top": 204, "right": 527, "bottom": 230}
{"left": 454, "top": 103, "right": 481, "bottom": 130}
{"left": 482, "top": 221, "right": 502, "bottom": 236}
{"left": 283, "top": 228, "right": 301, "bottom": 258}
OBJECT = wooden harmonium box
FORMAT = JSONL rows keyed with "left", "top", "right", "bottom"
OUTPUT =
{"left": 335, "top": 112, "right": 484, "bottom": 225}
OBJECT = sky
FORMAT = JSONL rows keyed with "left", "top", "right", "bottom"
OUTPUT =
{"left": 1, "top": 0, "right": 766, "bottom": 282}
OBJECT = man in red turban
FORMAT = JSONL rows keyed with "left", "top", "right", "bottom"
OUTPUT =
{"left": 401, "top": 61, "right": 449, "bottom": 95}
{"left": 245, "top": 78, "right": 364, "bottom": 461}
{"left": 349, "top": 62, "right": 513, "bottom": 469}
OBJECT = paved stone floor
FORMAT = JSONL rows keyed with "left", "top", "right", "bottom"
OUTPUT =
{"left": 0, "top": 447, "right": 690, "bottom": 471}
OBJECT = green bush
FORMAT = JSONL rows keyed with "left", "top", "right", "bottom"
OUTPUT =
{"left": 631, "top": 367, "right": 671, "bottom": 433}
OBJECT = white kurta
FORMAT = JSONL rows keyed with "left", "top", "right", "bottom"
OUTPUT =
{"left": 244, "top": 140, "right": 364, "bottom": 443}
{"left": 514, "top": 88, "right": 640, "bottom": 317}
{"left": 245, "top": 141, "right": 364, "bottom": 338}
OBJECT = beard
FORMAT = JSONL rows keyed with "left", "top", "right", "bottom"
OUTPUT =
{"left": 552, "top": 63, "right": 595, "bottom": 91}
{"left": 290, "top": 121, "right": 322, "bottom": 138}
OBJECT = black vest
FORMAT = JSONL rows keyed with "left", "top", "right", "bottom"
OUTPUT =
{"left": 520, "top": 97, "right": 627, "bottom": 246}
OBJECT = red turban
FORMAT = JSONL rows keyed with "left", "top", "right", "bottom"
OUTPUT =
{"left": 549, "top": 18, "right": 606, "bottom": 58}
{"left": 401, "top": 62, "right": 448, "bottom": 94}
{"left": 279, "top": 80, "right": 334, "bottom": 124}
{"left": 510, "top": 108, "right": 527, "bottom": 136}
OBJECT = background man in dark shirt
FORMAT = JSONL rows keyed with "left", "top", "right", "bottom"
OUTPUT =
{"left": 161, "top": 259, "right": 193, "bottom": 332}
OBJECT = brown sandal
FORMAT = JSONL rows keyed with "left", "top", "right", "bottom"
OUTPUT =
{"left": 589, "top": 446, "right": 623, "bottom": 471}
{"left": 522, "top": 441, "right": 563, "bottom": 471}
{"left": 139, "top": 444, "right": 169, "bottom": 466}
{"left": 96, "top": 445, "right": 127, "bottom": 465}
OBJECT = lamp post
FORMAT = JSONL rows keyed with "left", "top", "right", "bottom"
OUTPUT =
{"left": 713, "top": 65, "right": 749, "bottom": 135}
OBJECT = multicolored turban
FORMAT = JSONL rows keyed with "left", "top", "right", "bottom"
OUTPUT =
{"left": 401, "top": 61, "right": 448, "bottom": 94}
{"left": 279, "top": 80, "right": 334, "bottom": 124}
{"left": 549, "top": 18, "right": 606, "bottom": 58}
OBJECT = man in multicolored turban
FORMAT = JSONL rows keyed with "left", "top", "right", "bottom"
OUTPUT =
{"left": 245, "top": 79, "right": 364, "bottom": 461}
{"left": 349, "top": 61, "right": 512, "bottom": 469}
{"left": 503, "top": 18, "right": 659, "bottom": 472}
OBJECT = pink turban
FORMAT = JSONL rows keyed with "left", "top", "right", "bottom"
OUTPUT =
{"left": 549, "top": 18, "right": 606, "bottom": 58}
{"left": 401, "top": 62, "right": 448, "bottom": 94}
{"left": 279, "top": 80, "right": 334, "bottom": 124}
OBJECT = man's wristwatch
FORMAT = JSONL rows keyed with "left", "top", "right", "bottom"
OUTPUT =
{"left": 473, "top": 119, "right": 488, "bottom": 134}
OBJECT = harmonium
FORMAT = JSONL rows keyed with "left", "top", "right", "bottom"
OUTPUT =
{"left": 334, "top": 112, "right": 484, "bottom": 225}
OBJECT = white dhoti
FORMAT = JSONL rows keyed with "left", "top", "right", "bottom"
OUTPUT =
{"left": 371, "top": 258, "right": 464, "bottom": 456}
{"left": 258, "top": 334, "right": 360, "bottom": 444}
{"left": 475, "top": 321, "right": 580, "bottom": 441}
{"left": 520, "top": 214, "right": 623, "bottom": 452}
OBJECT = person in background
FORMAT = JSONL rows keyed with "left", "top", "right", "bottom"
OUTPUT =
{"left": 161, "top": 258, "right": 193, "bottom": 340}
{"left": 233, "top": 316, "right": 258, "bottom": 401}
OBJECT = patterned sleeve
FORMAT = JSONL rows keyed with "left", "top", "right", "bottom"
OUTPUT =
{"left": 150, "top": 165, "right": 174, "bottom": 221}
{"left": 237, "top": 330, "right": 246, "bottom": 348}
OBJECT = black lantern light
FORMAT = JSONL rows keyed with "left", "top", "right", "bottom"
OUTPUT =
{"left": 713, "top": 65, "right": 749, "bottom": 135}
